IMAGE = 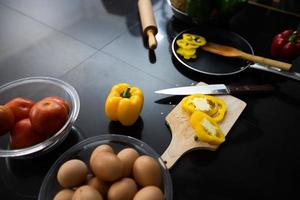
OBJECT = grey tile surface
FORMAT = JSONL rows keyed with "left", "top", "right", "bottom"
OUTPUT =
{"left": 101, "top": 5, "right": 196, "bottom": 86}
{"left": 0, "top": 4, "right": 97, "bottom": 85}
{"left": 0, "top": 0, "right": 163, "bottom": 49}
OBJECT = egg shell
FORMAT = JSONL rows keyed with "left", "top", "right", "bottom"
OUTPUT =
{"left": 53, "top": 189, "right": 74, "bottom": 200}
{"left": 107, "top": 178, "right": 138, "bottom": 200}
{"left": 117, "top": 148, "right": 139, "bottom": 177}
{"left": 57, "top": 159, "right": 88, "bottom": 188}
{"left": 133, "top": 155, "right": 162, "bottom": 187}
{"left": 87, "top": 177, "right": 110, "bottom": 197}
{"left": 133, "top": 186, "right": 164, "bottom": 200}
{"left": 90, "top": 144, "right": 114, "bottom": 165}
{"left": 90, "top": 151, "right": 124, "bottom": 182}
{"left": 72, "top": 185, "right": 103, "bottom": 200}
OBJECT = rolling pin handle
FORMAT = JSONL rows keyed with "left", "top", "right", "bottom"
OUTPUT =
{"left": 147, "top": 29, "right": 157, "bottom": 50}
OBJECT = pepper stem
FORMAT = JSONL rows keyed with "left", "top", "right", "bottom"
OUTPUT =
{"left": 120, "top": 87, "right": 131, "bottom": 98}
{"left": 288, "top": 31, "right": 298, "bottom": 43}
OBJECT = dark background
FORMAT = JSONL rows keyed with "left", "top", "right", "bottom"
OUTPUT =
{"left": 0, "top": 0, "right": 299, "bottom": 199}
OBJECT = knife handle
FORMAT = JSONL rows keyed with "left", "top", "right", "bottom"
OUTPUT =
{"left": 228, "top": 84, "right": 275, "bottom": 94}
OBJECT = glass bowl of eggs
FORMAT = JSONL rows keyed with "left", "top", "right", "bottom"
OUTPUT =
{"left": 0, "top": 76, "right": 80, "bottom": 158}
{"left": 38, "top": 134, "right": 173, "bottom": 200}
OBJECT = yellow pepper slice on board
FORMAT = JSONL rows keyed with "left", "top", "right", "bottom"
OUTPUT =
{"left": 181, "top": 94, "right": 227, "bottom": 122}
{"left": 211, "top": 97, "right": 227, "bottom": 123}
{"left": 105, "top": 83, "right": 144, "bottom": 126}
{"left": 190, "top": 111, "right": 225, "bottom": 145}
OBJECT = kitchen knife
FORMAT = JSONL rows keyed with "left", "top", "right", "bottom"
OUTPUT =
{"left": 155, "top": 84, "right": 274, "bottom": 95}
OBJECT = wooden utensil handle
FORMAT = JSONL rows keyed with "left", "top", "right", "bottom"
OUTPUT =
{"left": 147, "top": 29, "right": 157, "bottom": 50}
{"left": 241, "top": 52, "right": 292, "bottom": 71}
{"left": 228, "top": 84, "right": 275, "bottom": 94}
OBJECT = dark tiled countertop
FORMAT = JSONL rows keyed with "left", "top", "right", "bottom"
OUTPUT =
{"left": 0, "top": 0, "right": 300, "bottom": 199}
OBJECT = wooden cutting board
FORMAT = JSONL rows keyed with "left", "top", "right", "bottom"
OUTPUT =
{"left": 161, "top": 83, "right": 247, "bottom": 169}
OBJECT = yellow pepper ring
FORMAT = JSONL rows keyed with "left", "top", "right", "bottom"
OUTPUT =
{"left": 176, "top": 39, "right": 199, "bottom": 49}
{"left": 176, "top": 48, "right": 197, "bottom": 60}
{"left": 190, "top": 111, "right": 225, "bottom": 145}
{"left": 182, "top": 33, "right": 207, "bottom": 47}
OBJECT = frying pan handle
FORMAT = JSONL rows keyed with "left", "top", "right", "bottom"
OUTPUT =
{"left": 250, "top": 63, "right": 300, "bottom": 81}
{"left": 241, "top": 53, "right": 292, "bottom": 71}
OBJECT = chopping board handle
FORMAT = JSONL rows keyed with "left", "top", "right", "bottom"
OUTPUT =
{"left": 161, "top": 139, "right": 187, "bottom": 169}
{"left": 241, "top": 52, "right": 292, "bottom": 71}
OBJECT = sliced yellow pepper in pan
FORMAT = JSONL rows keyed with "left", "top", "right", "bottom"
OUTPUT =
{"left": 182, "top": 33, "right": 207, "bottom": 47}
{"left": 176, "top": 48, "right": 197, "bottom": 59}
{"left": 175, "top": 33, "right": 207, "bottom": 60}
{"left": 176, "top": 39, "right": 199, "bottom": 49}
{"left": 190, "top": 111, "right": 225, "bottom": 145}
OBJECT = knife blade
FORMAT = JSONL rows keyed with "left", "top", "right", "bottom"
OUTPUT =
{"left": 154, "top": 84, "right": 274, "bottom": 95}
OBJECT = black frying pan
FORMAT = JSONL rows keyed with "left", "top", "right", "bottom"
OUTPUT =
{"left": 172, "top": 27, "right": 300, "bottom": 81}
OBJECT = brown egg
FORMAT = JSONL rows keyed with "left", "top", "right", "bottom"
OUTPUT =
{"left": 90, "top": 151, "right": 124, "bottom": 182}
{"left": 90, "top": 144, "right": 114, "bottom": 165}
{"left": 133, "top": 186, "right": 164, "bottom": 200}
{"left": 57, "top": 159, "right": 88, "bottom": 188}
{"left": 117, "top": 148, "right": 139, "bottom": 177}
{"left": 87, "top": 177, "right": 110, "bottom": 197}
{"left": 53, "top": 189, "right": 74, "bottom": 200}
{"left": 72, "top": 185, "right": 103, "bottom": 200}
{"left": 133, "top": 155, "right": 162, "bottom": 187}
{"left": 107, "top": 178, "right": 138, "bottom": 200}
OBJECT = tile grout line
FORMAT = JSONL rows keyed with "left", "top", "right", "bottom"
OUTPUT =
{"left": 0, "top": 2, "right": 99, "bottom": 51}
{"left": 0, "top": 3, "right": 175, "bottom": 86}
{"left": 58, "top": 50, "right": 99, "bottom": 79}
{"left": 100, "top": 50, "right": 177, "bottom": 86}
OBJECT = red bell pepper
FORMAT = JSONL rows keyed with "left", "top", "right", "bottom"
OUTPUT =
{"left": 271, "top": 30, "right": 300, "bottom": 61}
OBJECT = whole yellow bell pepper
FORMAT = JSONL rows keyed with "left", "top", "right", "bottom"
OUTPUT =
{"left": 190, "top": 111, "right": 225, "bottom": 145}
{"left": 181, "top": 94, "right": 227, "bottom": 122}
{"left": 105, "top": 83, "right": 144, "bottom": 126}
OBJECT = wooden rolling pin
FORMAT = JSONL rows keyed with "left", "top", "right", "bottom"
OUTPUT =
{"left": 138, "top": 0, "right": 158, "bottom": 50}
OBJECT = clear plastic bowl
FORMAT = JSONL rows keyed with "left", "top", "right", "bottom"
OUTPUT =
{"left": 38, "top": 134, "right": 173, "bottom": 200}
{"left": 0, "top": 77, "right": 80, "bottom": 158}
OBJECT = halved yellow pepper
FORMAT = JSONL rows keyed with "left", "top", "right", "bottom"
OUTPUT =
{"left": 190, "top": 111, "right": 225, "bottom": 145}
{"left": 181, "top": 94, "right": 227, "bottom": 122}
{"left": 105, "top": 83, "right": 143, "bottom": 126}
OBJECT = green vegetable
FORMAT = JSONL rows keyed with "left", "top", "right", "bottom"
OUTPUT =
{"left": 185, "top": 0, "right": 248, "bottom": 22}
{"left": 217, "top": 0, "right": 248, "bottom": 17}
{"left": 186, "top": 0, "right": 214, "bottom": 21}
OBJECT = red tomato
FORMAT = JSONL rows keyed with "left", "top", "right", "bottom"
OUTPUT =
{"left": 41, "top": 96, "right": 70, "bottom": 114}
{"left": 5, "top": 97, "right": 35, "bottom": 122}
{"left": 10, "top": 118, "right": 47, "bottom": 149}
{"left": 29, "top": 99, "right": 68, "bottom": 137}
{"left": 0, "top": 105, "right": 15, "bottom": 136}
